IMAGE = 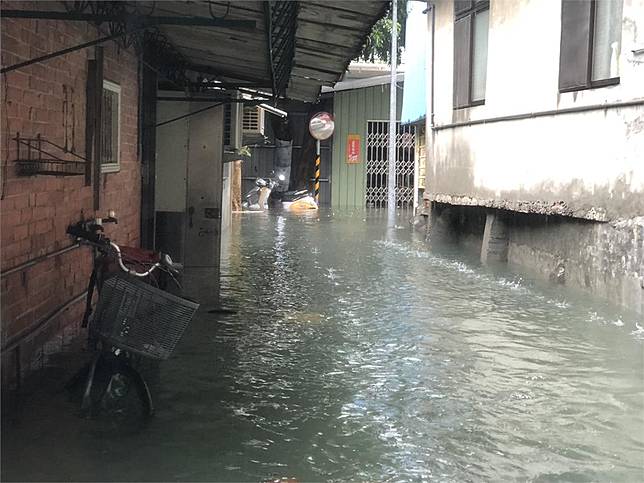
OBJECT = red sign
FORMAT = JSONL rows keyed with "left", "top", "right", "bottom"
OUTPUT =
{"left": 346, "top": 134, "right": 360, "bottom": 164}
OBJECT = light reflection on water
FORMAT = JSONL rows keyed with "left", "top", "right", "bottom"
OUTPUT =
{"left": 2, "top": 210, "right": 643, "bottom": 482}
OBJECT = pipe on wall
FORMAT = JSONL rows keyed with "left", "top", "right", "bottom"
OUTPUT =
{"left": 432, "top": 99, "right": 644, "bottom": 131}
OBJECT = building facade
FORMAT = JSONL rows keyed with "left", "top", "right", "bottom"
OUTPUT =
{"left": 0, "top": 1, "right": 391, "bottom": 389}
{"left": 1, "top": 8, "right": 142, "bottom": 385}
{"left": 424, "top": 0, "right": 644, "bottom": 313}
{"left": 328, "top": 75, "right": 407, "bottom": 210}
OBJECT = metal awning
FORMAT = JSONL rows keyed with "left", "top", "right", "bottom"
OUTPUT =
{"left": 148, "top": 1, "right": 389, "bottom": 102}
{"left": 1, "top": 1, "right": 389, "bottom": 102}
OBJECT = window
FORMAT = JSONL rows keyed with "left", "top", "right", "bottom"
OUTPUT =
{"left": 453, "top": 0, "right": 489, "bottom": 109}
{"left": 559, "top": 0, "right": 623, "bottom": 92}
{"left": 101, "top": 80, "right": 120, "bottom": 172}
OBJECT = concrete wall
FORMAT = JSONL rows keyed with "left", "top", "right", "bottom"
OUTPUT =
{"left": 1, "top": 2, "right": 140, "bottom": 386}
{"left": 427, "top": 0, "right": 644, "bottom": 221}
{"left": 506, "top": 215, "right": 643, "bottom": 315}
{"left": 429, "top": 205, "right": 644, "bottom": 314}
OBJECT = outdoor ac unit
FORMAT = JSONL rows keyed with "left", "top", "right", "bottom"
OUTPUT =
{"left": 242, "top": 105, "right": 265, "bottom": 136}
{"left": 224, "top": 99, "right": 243, "bottom": 150}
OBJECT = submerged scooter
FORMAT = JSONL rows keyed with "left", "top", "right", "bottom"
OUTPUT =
{"left": 279, "top": 189, "right": 318, "bottom": 211}
{"left": 242, "top": 177, "right": 278, "bottom": 211}
{"left": 243, "top": 174, "right": 318, "bottom": 212}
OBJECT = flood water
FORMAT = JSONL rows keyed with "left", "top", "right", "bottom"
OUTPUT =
{"left": 2, "top": 211, "right": 644, "bottom": 482}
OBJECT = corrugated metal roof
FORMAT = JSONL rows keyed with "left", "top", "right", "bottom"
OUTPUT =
{"left": 149, "top": 1, "right": 389, "bottom": 102}
{"left": 321, "top": 72, "right": 404, "bottom": 93}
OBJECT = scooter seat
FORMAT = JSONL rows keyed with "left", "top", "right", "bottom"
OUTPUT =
{"left": 281, "top": 190, "right": 310, "bottom": 202}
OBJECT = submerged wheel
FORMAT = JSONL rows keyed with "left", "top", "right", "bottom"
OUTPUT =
{"left": 88, "top": 354, "right": 155, "bottom": 425}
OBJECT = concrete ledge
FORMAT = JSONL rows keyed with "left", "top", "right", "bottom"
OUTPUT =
{"left": 427, "top": 193, "right": 608, "bottom": 222}
{"left": 426, "top": 202, "right": 643, "bottom": 314}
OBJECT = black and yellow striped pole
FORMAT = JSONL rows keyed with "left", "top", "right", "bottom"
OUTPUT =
{"left": 314, "top": 139, "right": 321, "bottom": 203}
{"left": 308, "top": 112, "right": 334, "bottom": 208}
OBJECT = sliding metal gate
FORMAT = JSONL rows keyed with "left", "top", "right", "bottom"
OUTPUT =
{"left": 365, "top": 121, "right": 416, "bottom": 209}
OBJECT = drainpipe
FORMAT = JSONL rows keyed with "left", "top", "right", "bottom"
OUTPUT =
{"left": 429, "top": 2, "right": 435, "bottom": 131}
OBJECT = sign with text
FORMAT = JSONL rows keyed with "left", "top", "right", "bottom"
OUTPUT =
{"left": 346, "top": 134, "right": 361, "bottom": 164}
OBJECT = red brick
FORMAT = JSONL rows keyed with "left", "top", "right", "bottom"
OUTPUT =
{"left": 19, "top": 207, "right": 32, "bottom": 224}
{"left": 3, "top": 210, "right": 20, "bottom": 228}
{"left": 11, "top": 194, "right": 30, "bottom": 211}
{"left": 2, "top": 242, "right": 21, "bottom": 261}
{"left": 34, "top": 191, "right": 49, "bottom": 207}
{"left": 2, "top": 34, "right": 29, "bottom": 57}
{"left": 12, "top": 224, "right": 29, "bottom": 242}
{"left": 4, "top": 86, "right": 24, "bottom": 102}
{"left": 2, "top": 7, "right": 141, "bottom": 385}
{"left": 22, "top": 90, "right": 43, "bottom": 107}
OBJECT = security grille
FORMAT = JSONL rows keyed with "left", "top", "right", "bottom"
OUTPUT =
{"left": 366, "top": 121, "right": 416, "bottom": 209}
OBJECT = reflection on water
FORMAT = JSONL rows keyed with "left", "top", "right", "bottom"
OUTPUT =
{"left": 2, "top": 210, "right": 643, "bottom": 482}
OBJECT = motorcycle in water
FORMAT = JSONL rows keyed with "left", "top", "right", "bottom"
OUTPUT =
{"left": 279, "top": 189, "right": 318, "bottom": 212}
{"left": 242, "top": 177, "right": 278, "bottom": 211}
{"left": 243, "top": 174, "right": 318, "bottom": 212}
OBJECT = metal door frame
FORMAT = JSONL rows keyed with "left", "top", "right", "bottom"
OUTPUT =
{"left": 365, "top": 120, "right": 416, "bottom": 209}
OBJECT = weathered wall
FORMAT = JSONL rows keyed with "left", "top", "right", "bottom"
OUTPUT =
{"left": 427, "top": 0, "right": 644, "bottom": 221}
{"left": 506, "top": 215, "right": 644, "bottom": 315}
{"left": 429, "top": 205, "right": 644, "bottom": 314}
{"left": 0, "top": 3, "right": 140, "bottom": 386}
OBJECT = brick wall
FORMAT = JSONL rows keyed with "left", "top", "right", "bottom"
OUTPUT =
{"left": 1, "top": 2, "right": 141, "bottom": 386}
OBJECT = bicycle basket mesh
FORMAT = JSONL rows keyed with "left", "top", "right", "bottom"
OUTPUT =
{"left": 93, "top": 274, "right": 199, "bottom": 360}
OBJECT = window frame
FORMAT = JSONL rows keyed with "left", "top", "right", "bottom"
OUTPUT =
{"left": 101, "top": 79, "right": 121, "bottom": 173}
{"left": 559, "top": 0, "right": 622, "bottom": 93}
{"left": 453, "top": 0, "right": 490, "bottom": 109}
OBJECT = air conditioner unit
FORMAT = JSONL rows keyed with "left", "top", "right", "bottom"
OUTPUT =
{"left": 242, "top": 105, "right": 265, "bottom": 136}
{"left": 224, "top": 99, "right": 243, "bottom": 150}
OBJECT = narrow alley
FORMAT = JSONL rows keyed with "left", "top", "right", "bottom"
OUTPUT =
{"left": 2, "top": 0, "right": 644, "bottom": 481}
{"left": 2, "top": 211, "right": 643, "bottom": 482}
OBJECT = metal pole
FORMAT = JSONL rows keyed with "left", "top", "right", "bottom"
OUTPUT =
{"left": 388, "top": 0, "right": 398, "bottom": 223}
{"left": 315, "top": 139, "right": 321, "bottom": 204}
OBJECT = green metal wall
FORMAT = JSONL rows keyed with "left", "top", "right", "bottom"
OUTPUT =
{"left": 331, "top": 83, "right": 403, "bottom": 209}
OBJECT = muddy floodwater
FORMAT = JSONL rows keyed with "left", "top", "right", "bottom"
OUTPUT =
{"left": 2, "top": 211, "right": 643, "bottom": 482}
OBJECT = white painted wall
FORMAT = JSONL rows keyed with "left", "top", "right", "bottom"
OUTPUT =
{"left": 427, "top": 0, "right": 644, "bottom": 219}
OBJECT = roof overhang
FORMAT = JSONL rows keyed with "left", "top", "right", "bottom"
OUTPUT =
{"left": 151, "top": 1, "right": 389, "bottom": 102}
{"left": 0, "top": 0, "right": 390, "bottom": 103}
